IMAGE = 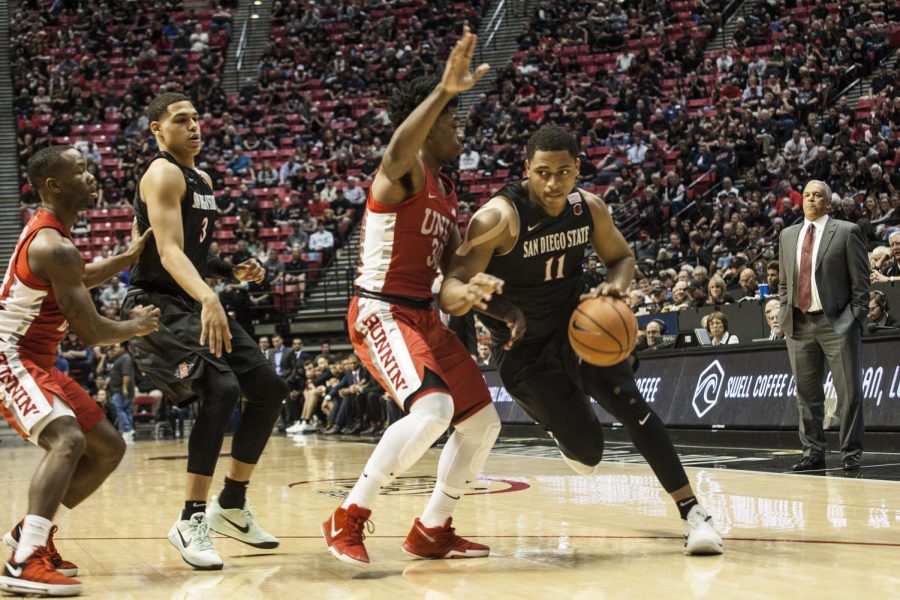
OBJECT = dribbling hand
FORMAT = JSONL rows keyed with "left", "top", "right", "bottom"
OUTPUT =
{"left": 129, "top": 304, "right": 161, "bottom": 336}
{"left": 440, "top": 25, "right": 490, "bottom": 95}
{"left": 200, "top": 297, "right": 232, "bottom": 357}
{"left": 581, "top": 283, "right": 624, "bottom": 301}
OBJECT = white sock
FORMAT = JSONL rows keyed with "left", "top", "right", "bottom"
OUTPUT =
{"left": 420, "top": 482, "right": 467, "bottom": 528}
{"left": 342, "top": 466, "right": 390, "bottom": 511}
{"left": 14, "top": 515, "right": 53, "bottom": 563}
{"left": 420, "top": 404, "right": 500, "bottom": 528}
{"left": 341, "top": 393, "right": 453, "bottom": 512}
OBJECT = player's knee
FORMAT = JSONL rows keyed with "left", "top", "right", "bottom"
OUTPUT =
{"left": 554, "top": 435, "right": 603, "bottom": 474}
{"left": 396, "top": 392, "right": 454, "bottom": 470}
{"left": 49, "top": 426, "right": 87, "bottom": 461}
{"left": 243, "top": 366, "right": 289, "bottom": 409}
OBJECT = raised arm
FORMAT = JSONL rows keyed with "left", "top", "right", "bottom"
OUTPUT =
{"left": 29, "top": 230, "right": 159, "bottom": 346}
{"left": 584, "top": 192, "right": 635, "bottom": 296}
{"left": 371, "top": 26, "right": 489, "bottom": 205}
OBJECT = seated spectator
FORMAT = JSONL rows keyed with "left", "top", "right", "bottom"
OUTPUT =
{"left": 872, "top": 231, "right": 900, "bottom": 282}
{"left": 309, "top": 221, "right": 335, "bottom": 255}
{"left": 343, "top": 176, "right": 366, "bottom": 208}
{"left": 635, "top": 319, "right": 667, "bottom": 351}
{"left": 475, "top": 343, "right": 493, "bottom": 367}
{"left": 707, "top": 274, "right": 734, "bottom": 305}
{"left": 98, "top": 277, "right": 127, "bottom": 309}
{"left": 764, "top": 298, "right": 784, "bottom": 341}
{"left": 737, "top": 267, "right": 760, "bottom": 301}
{"left": 459, "top": 143, "right": 480, "bottom": 171}
{"left": 866, "top": 290, "right": 898, "bottom": 333}
{"left": 706, "top": 311, "right": 739, "bottom": 345}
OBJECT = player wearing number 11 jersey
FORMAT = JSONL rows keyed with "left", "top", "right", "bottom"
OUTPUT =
{"left": 126, "top": 92, "right": 288, "bottom": 571}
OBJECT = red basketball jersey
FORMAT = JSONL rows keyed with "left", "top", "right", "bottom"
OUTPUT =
{"left": 0, "top": 209, "right": 78, "bottom": 369}
{"left": 354, "top": 168, "right": 458, "bottom": 300}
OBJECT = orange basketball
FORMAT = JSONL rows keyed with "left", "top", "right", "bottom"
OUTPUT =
{"left": 568, "top": 296, "right": 638, "bottom": 366}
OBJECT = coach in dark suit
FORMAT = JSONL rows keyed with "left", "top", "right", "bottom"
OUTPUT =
{"left": 778, "top": 180, "right": 869, "bottom": 472}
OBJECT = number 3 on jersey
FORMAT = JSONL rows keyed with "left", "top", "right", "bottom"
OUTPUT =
{"left": 199, "top": 217, "right": 209, "bottom": 243}
{"left": 544, "top": 254, "right": 565, "bottom": 281}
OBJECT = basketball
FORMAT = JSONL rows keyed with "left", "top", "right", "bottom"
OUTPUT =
{"left": 568, "top": 296, "right": 638, "bottom": 366}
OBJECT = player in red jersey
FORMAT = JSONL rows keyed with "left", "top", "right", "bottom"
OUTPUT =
{"left": 322, "top": 28, "right": 510, "bottom": 565}
{"left": 0, "top": 146, "right": 159, "bottom": 597}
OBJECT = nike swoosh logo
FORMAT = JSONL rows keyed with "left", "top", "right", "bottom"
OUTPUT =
{"left": 415, "top": 523, "right": 437, "bottom": 543}
{"left": 5, "top": 562, "right": 23, "bottom": 578}
{"left": 177, "top": 527, "right": 191, "bottom": 548}
{"left": 639, "top": 412, "right": 651, "bottom": 425}
{"left": 221, "top": 514, "right": 250, "bottom": 534}
{"left": 527, "top": 224, "right": 540, "bottom": 232}
{"left": 442, "top": 491, "right": 461, "bottom": 500}
{"left": 678, "top": 499, "right": 694, "bottom": 507}
{"left": 330, "top": 515, "right": 343, "bottom": 538}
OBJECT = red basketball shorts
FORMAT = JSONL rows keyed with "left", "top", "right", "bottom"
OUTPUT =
{"left": 0, "top": 350, "right": 106, "bottom": 442}
{"left": 348, "top": 296, "right": 492, "bottom": 424}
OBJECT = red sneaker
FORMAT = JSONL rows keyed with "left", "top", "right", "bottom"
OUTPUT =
{"left": 0, "top": 547, "right": 82, "bottom": 597}
{"left": 401, "top": 518, "right": 489, "bottom": 559}
{"left": 322, "top": 504, "right": 373, "bottom": 565}
{"left": 3, "top": 522, "right": 78, "bottom": 577}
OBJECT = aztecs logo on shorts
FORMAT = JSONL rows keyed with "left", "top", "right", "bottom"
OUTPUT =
{"left": 175, "top": 360, "right": 196, "bottom": 380}
{"left": 288, "top": 475, "right": 530, "bottom": 499}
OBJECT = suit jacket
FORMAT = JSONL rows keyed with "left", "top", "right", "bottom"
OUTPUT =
{"left": 265, "top": 346, "right": 291, "bottom": 378}
{"left": 777, "top": 218, "right": 869, "bottom": 336}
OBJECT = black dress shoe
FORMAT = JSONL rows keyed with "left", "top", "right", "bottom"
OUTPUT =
{"left": 842, "top": 455, "right": 862, "bottom": 471}
{"left": 790, "top": 455, "right": 826, "bottom": 472}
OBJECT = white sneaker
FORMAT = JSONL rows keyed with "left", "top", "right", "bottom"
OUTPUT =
{"left": 206, "top": 496, "right": 280, "bottom": 549}
{"left": 286, "top": 421, "right": 304, "bottom": 434}
{"left": 683, "top": 505, "right": 724, "bottom": 555}
{"left": 167, "top": 513, "right": 224, "bottom": 570}
{"left": 123, "top": 430, "right": 135, "bottom": 445}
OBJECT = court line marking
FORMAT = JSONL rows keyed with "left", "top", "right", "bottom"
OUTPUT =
{"left": 485, "top": 451, "right": 900, "bottom": 485}
{"left": 53, "top": 535, "right": 900, "bottom": 548}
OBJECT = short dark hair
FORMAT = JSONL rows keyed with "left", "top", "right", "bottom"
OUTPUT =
{"left": 147, "top": 92, "right": 193, "bottom": 122}
{"left": 27, "top": 145, "right": 74, "bottom": 189}
{"left": 526, "top": 125, "right": 580, "bottom": 160}
{"left": 388, "top": 74, "right": 456, "bottom": 127}
{"left": 767, "top": 260, "right": 779, "bottom": 272}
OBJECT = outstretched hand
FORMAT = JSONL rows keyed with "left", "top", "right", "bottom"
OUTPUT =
{"left": 234, "top": 259, "right": 266, "bottom": 284}
{"left": 440, "top": 25, "right": 490, "bottom": 95}
{"left": 464, "top": 272, "right": 504, "bottom": 311}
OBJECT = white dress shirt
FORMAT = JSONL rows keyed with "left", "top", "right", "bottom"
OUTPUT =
{"left": 795, "top": 214, "right": 829, "bottom": 311}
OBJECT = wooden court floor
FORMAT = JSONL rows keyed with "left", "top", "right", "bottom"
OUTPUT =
{"left": 1, "top": 435, "right": 898, "bottom": 599}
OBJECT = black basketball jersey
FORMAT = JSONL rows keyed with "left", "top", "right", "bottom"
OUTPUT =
{"left": 131, "top": 151, "right": 218, "bottom": 298}
{"left": 483, "top": 180, "right": 594, "bottom": 344}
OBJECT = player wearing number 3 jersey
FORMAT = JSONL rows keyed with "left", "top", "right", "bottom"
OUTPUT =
{"left": 125, "top": 92, "right": 288, "bottom": 571}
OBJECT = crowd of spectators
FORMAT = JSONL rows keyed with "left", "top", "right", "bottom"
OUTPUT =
{"left": 9, "top": 0, "right": 900, "bottom": 438}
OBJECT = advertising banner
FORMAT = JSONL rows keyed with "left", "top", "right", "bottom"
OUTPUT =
{"left": 485, "top": 337, "right": 900, "bottom": 430}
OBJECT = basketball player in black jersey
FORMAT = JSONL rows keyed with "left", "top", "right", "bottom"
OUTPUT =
{"left": 122, "top": 93, "right": 288, "bottom": 570}
{"left": 440, "top": 125, "right": 724, "bottom": 555}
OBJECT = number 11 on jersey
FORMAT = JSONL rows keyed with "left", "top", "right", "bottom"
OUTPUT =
{"left": 544, "top": 254, "right": 565, "bottom": 281}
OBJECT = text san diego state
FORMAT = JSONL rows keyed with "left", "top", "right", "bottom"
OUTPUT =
{"left": 522, "top": 226, "right": 590, "bottom": 258}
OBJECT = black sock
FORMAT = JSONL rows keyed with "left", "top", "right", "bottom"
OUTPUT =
{"left": 218, "top": 477, "right": 249, "bottom": 509}
{"left": 181, "top": 500, "right": 207, "bottom": 521}
{"left": 676, "top": 495, "right": 699, "bottom": 520}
